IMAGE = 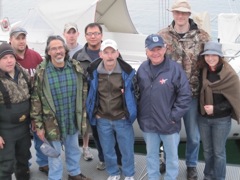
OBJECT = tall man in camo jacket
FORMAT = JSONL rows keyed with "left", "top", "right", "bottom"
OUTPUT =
{"left": 158, "top": 0, "right": 210, "bottom": 179}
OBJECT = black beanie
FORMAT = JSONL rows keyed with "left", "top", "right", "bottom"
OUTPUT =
{"left": 0, "top": 43, "right": 15, "bottom": 60}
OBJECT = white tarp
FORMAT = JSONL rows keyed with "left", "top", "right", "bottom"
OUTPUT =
{"left": 37, "top": 0, "right": 97, "bottom": 35}
{"left": 192, "top": 12, "right": 211, "bottom": 35}
{"left": 10, "top": 0, "right": 140, "bottom": 55}
{"left": 218, "top": 13, "right": 240, "bottom": 43}
{"left": 14, "top": 0, "right": 97, "bottom": 55}
{"left": 95, "top": 0, "right": 137, "bottom": 33}
{"left": 218, "top": 13, "right": 240, "bottom": 74}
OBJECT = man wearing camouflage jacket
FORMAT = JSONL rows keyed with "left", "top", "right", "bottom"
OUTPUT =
{"left": 0, "top": 43, "right": 31, "bottom": 180}
{"left": 158, "top": 0, "right": 210, "bottom": 179}
{"left": 30, "top": 35, "right": 91, "bottom": 180}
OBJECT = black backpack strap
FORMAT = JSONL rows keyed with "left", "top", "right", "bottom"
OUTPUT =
{"left": 0, "top": 80, "right": 11, "bottom": 108}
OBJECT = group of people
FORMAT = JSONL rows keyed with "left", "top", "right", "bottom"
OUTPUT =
{"left": 0, "top": 0, "right": 239, "bottom": 180}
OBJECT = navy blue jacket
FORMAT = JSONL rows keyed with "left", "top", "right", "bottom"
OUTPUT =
{"left": 86, "top": 58, "right": 137, "bottom": 125}
{"left": 137, "top": 57, "right": 191, "bottom": 134}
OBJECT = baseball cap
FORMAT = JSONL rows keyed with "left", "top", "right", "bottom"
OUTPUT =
{"left": 168, "top": 0, "right": 191, "bottom": 13}
{"left": 201, "top": 41, "right": 223, "bottom": 57}
{"left": 145, "top": 34, "right": 165, "bottom": 50}
{"left": 10, "top": 26, "right": 27, "bottom": 37}
{"left": 64, "top": 22, "right": 78, "bottom": 32}
{"left": 100, "top": 39, "right": 118, "bottom": 51}
{"left": 40, "top": 139, "right": 60, "bottom": 158}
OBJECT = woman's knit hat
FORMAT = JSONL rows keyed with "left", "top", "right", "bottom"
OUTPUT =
{"left": 0, "top": 42, "right": 15, "bottom": 60}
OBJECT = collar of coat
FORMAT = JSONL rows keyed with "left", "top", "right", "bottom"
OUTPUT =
{"left": 87, "top": 57, "right": 134, "bottom": 76}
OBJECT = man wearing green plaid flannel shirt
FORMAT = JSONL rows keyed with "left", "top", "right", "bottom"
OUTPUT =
{"left": 30, "top": 35, "right": 91, "bottom": 180}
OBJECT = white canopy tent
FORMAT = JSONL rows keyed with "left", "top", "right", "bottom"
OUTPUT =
{"left": 8, "top": 0, "right": 146, "bottom": 61}
{"left": 16, "top": 0, "right": 97, "bottom": 54}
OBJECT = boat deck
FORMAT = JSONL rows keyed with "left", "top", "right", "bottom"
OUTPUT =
{"left": 13, "top": 142, "right": 240, "bottom": 180}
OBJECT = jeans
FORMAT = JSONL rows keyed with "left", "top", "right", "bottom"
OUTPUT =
{"left": 48, "top": 132, "right": 81, "bottom": 180}
{"left": 198, "top": 115, "right": 231, "bottom": 180}
{"left": 91, "top": 125, "right": 104, "bottom": 161}
{"left": 143, "top": 132, "right": 180, "bottom": 180}
{"left": 97, "top": 118, "right": 135, "bottom": 177}
{"left": 183, "top": 97, "right": 200, "bottom": 167}
{"left": 33, "top": 131, "right": 48, "bottom": 167}
{"left": 91, "top": 125, "right": 122, "bottom": 165}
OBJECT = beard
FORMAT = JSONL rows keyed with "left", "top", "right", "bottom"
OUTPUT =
{"left": 55, "top": 58, "right": 64, "bottom": 63}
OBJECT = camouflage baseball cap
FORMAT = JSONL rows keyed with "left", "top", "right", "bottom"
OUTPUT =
{"left": 169, "top": 0, "right": 191, "bottom": 13}
{"left": 40, "top": 139, "right": 60, "bottom": 158}
{"left": 64, "top": 22, "right": 78, "bottom": 32}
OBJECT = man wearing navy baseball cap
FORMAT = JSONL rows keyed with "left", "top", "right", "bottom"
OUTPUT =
{"left": 145, "top": 34, "right": 165, "bottom": 50}
{"left": 144, "top": 34, "right": 167, "bottom": 65}
{"left": 137, "top": 34, "right": 192, "bottom": 180}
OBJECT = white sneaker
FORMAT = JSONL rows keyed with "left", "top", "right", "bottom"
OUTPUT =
{"left": 96, "top": 161, "right": 105, "bottom": 170}
{"left": 124, "top": 176, "right": 135, "bottom": 180}
{"left": 107, "top": 175, "right": 120, "bottom": 180}
{"left": 82, "top": 147, "right": 94, "bottom": 161}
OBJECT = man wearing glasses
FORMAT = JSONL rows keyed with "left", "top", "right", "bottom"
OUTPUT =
{"left": 31, "top": 35, "right": 91, "bottom": 180}
{"left": 73, "top": 23, "right": 103, "bottom": 70}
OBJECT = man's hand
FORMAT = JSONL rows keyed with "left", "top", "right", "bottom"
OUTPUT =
{"left": 37, "top": 129, "right": 45, "bottom": 142}
{"left": 0, "top": 136, "right": 5, "bottom": 149}
{"left": 31, "top": 121, "right": 36, "bottom": 132}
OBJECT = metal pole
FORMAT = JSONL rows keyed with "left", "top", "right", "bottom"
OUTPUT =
{"left": 0, "top": 0, "right": 2, "bottom": 19}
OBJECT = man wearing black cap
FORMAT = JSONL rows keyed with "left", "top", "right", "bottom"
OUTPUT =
{"left": 9, "top": 26, "right": 49, "bottom": 174}
{"left": 0, "top": 43, "right": 32, "bottom": 180}
{"left": 137, "top": 34, "right": 191, "bottom": 180}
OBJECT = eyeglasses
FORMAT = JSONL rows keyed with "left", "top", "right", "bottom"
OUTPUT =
{"left": 85, "top": 32, "right": 101, "bottom": 37}
{"left": 49, "top": 46, "right": 64, "bottom": 52}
